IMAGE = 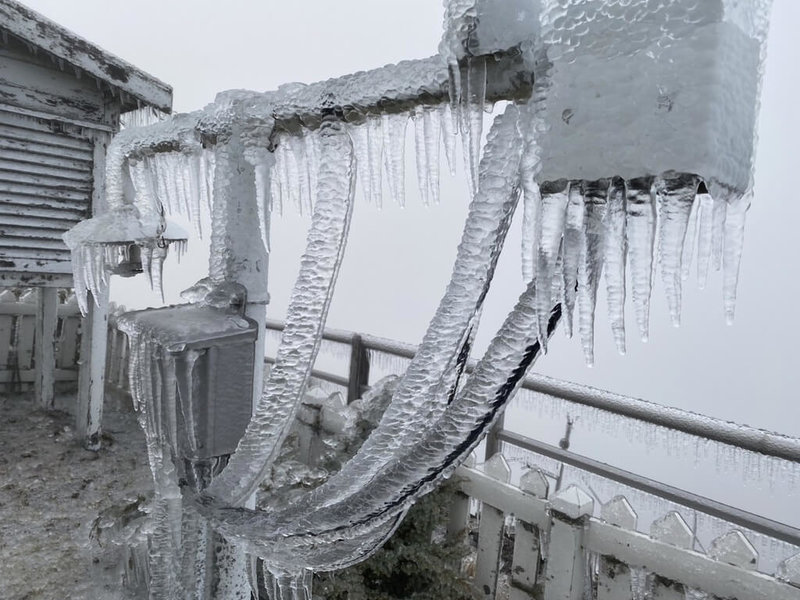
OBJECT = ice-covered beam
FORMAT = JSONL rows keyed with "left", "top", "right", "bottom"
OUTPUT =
{"left": 268, "top": 51, "right": 532, "bottom": 135}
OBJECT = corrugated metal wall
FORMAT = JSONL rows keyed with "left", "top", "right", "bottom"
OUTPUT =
{"left": 0, "top": 110, "right": 92, "bottom": 277}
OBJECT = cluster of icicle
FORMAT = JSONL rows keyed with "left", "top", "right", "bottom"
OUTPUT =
{"left": 64, "top": 148, "right": 209, "bottom": 313}
{"left": 269, "top": 99, "right": 483, "bottom": 215}
{"left": 519, "top": 172, "right": 750, "bottom": 366}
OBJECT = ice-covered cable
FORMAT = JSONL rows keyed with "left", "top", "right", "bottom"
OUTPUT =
{"left": 273, "top": 104, "right": 524, "bottom": 514}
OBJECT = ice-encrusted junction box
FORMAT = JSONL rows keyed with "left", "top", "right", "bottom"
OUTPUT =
{"left": 446, "top": 0, "right": 771, "bottom": 195}
{"left": 119, "top": 305, "right": 258, "bottom": 461}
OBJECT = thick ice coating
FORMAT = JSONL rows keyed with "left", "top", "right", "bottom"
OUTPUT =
{"left": 59, "top": 0, "right": 777, "bottom": 595}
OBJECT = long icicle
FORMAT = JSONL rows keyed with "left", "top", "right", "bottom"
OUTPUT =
{"left": 626, "top": 176, "right": 657, "bottom": 342}
{"left": 656, "top": 173, "right": 698, "bottom": 327}
{"left": 604, "top": 177, "right": 627, "bottom": 354}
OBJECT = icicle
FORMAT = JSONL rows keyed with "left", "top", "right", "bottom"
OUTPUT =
{"left": 521, "top": 181, "right": 541, "bottom": 283}
{"left": 440, "top": 104, "right": 457, "bottom": 176}
{"left": 723, "top": 192, "right": 751, "bottom": 325}
{"left": 519, "top": 117, "right": 542, "bottom": 283}
{"left": 536, "top": 179, "right": 570, "bottom": 349}
{"left": 562, "top": 182, "right": 584, "bottom": 338}
{"left": 696, "top": 189, "right": 715, "bottom": 289}
{"left": 289, "top": 134, "right": 313, "bottom": 214}
{"left": 151, "top": 242, "right": 168, "bottom": 302}
{"left": 381, "top": 113, "right": 408, "bottom": 207}
{"left": 185, "top": 153, "right": 203, "bottom": 236}
{"left": 656, "top": 173, "right": 698, "bottom": 327}
{"left": 604, "top": 177, "right": 627, "bottom": 354}
{"left": 423, "top": 108, "right": 442, "bottom": 204}
{"left": 460, "top": 56, "right": 486, "bottom": 198}
{"left": 577, "top": 179, "right": 609, "bottom": 366}
{"left": 366, "top": 118, "right": 384, "bottom": 207}
{"left": 304, "top": 130, "right": 321, "bottom": 211}
{"left": 625, "top": 177, "right": 656, "bottom": 342}
{"left": 176, "top": 349, "right": 202, "bottom": 454}
{"left": 281, "top": 134, "right": 303, "bottom": 213}
{"left": 252, "top": 153, "right": 274, "bottom": 252}
{"left": 682, "top": 189, "right": 700, "bottom": 282}
{"left": 447, "top": 61, "right": 462, "bottom": 134}
{"left": 350, "top": 121, "right": 375, "bottom": 205}
{"left": 413, "top": 107, "right": 431, "bottom": 206}
{"left": 712, "top": 193, "right": 726, "bottom": 271}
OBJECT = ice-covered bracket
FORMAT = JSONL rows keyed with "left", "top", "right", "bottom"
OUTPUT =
{"left": 443, "top": 0, "right": 774, "bottom": 362}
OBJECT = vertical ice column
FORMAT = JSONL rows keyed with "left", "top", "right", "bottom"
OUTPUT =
{"left": 656, "top": 173, "right": 699, "bottom": 327}
{"left": 208, "top": 127, "right": 271, "bottom": 419}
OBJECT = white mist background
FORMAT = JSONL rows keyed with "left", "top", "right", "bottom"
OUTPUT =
{"left": 22, "top": 0, "right": 800, "bottom": 530}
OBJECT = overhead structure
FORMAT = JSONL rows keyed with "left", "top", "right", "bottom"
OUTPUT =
{"left": 62, "top": 0, "right": 774, "bottom": 598}
{"left": 0, "top": 0, "right": 172, "bottom": 439}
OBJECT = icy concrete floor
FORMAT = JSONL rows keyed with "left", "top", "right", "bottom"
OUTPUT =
{"left": 0, "top": 390, "right": 152, "bottom": 600}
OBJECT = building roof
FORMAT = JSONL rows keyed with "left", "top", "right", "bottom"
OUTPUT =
{"left": 0, "top": 0, "right": 172, "bottom": 113}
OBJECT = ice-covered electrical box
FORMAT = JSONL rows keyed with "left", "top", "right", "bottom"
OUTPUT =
{"left": 119, "top": 304, "right": 257, "bottom": 460}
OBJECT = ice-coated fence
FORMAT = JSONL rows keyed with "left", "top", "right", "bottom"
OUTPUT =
{"left": 0, "top": 287, "right": 81, "bottom": 390}
{"left": 453, "top": 454, "right": 800, "bottom": 599}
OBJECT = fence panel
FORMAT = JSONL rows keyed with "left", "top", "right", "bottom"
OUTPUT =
{"left": 0, "top": 289, "right": 81, "bottom": 389}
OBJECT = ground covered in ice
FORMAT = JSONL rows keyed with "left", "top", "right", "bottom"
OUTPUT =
{"left": 0, "top": 391, "right": 152, "bottom": 600}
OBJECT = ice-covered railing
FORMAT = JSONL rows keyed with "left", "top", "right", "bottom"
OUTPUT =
{"left": 451, "top": 455, "right": 800, "bottom": 598}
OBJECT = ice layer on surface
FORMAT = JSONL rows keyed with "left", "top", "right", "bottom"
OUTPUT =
{"left": 532, "top": 0, "right": 771, "bottom": 195}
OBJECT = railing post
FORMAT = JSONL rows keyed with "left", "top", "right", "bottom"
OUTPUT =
{"left": 597, "top": 495, "right": 637, "bottom": 600}
{"left": 476, "top": 453, "right": 511, "bottom": 598}
{"left": 34, "top": 287, "right": 58, "bottom": 409}
{"left": 347, "top": 333, "right": 370, "bottom": 403}
{"left": 447, "top": 452, "right": 477, "bottom": 541}
{"left": 545, "top": 485, "right": 594, "bottom": 600}
{"left": 649, "top": 511, "right": 694, "bottom": 600}
{"left": 484, "top": 413, "right": 505, "bottom": 461}
{"left": 510, "top": 468, "right": 549, "bottom": 600}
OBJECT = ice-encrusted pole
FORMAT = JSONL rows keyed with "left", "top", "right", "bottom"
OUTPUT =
{"left": 208, "top": 123, "right": 271, "bottom": 413}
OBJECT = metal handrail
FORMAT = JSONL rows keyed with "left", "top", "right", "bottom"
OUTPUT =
{"left": 264, "top": 319, "right": 800, "bottom": 465}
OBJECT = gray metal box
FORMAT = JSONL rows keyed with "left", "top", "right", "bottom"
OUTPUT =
{"left": 123, "top": 304, "right": 257, "bottom": 460}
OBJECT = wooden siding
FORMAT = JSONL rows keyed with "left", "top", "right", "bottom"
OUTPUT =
{"left": 0, "top": 110, "right": 92, "bottom": 278}
{"left": 0, "top": 0, "right": 172, "bottom": 113}
{"left": 0, "top": 37, "right": 109, "bottom": 124}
